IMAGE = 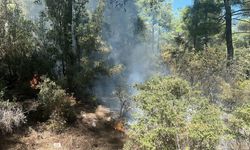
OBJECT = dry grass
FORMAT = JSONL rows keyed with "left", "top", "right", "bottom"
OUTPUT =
{"left": 0, "top": 105, "right": 126, "bottom": 150}
{"left": 0, "top": 101, "right": 26, "bottom": 133}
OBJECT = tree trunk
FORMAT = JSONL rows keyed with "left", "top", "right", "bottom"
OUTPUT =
{"left": 224, "top": 0, "right": 234, "bottom": 61}
{"left": 204, "top": 7, "right": 208, "bottom": 48}
{"left": 64, "top": 0, "right": 74, "bottom": 90}
{"left": 157, "top": 26, "right": 160, "bottom": 50}
{"left": 152, "top": 24, "right": 155, "bottom": 52}
{"left": 73, "top": 7, "right": 81, "bottom": 71}
{"left": 193, "top": 35, "right": 197, "bottom": 49}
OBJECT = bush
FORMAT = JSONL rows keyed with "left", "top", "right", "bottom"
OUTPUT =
{"left": 124, "top": 76, "right": 224, "bottom": 150}
{"left": 188, "top": 103, "right": 224, "bottom": 150}
{"left": 227, "top": 104, "right": 250, "bottom": 148}
{"left": 0, "top": 99, "right": 26, "bottom": 133}
{"left": 45, "top": 111, "right": 67, "bottom": 133}
{"left": 162, "top": 46, "right": 243, "bottom": 102}
{"left": 37, "top": 77, "right": 77, "bottom": 123}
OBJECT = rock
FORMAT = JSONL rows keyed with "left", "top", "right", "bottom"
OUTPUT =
{"left": 53, "top": 143, "right": 62, "bottom": 149}
{"left": 92, "top": 121, "right": 96, "bottom": 127}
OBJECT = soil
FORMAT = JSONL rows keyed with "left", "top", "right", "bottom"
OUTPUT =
{"left": 0, "top": 124, "right": 125, "bottom": 150}
{"left": 0, "top": 102, "right": 126, "bottom": 150}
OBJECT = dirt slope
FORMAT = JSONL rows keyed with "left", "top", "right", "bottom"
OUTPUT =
{"left": 0, "top": 103, "right": 126, "bottom": 150}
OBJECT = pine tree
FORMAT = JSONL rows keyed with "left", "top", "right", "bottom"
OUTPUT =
{"left": 182, "top": 0, "right": 222, "bottom": 50}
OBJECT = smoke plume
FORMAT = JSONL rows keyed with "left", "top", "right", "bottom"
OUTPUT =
{"left": 94, "top": 0, "right": 167, "bottom": 119}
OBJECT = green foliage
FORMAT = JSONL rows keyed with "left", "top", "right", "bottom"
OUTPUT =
{"left": 161, "top": 9, "right": 250, "bottom": 146}
{"left": 163, "top": 46, "right": 227, "bottom": 97}
{"left": 124, "top": 76, "right": 224, "bottom": 150}
{"left": 45, "top": 111, "right": 67, "bottom": 133}
{"left": 182, "top": 0, "right": 222, "bottom": 50}
{"left": 73, "top": 1, "right": 110, "bottom": 97}
{"left": 234, "top": 20, "right": 250, "bottom": 49}
{"left": 136, "top": 0, "right": 172, "bottom": 52}
{"left": 219, "top": 79, "right": 250, "bottom": 112}
{"left": 188, "top": 103, "right": 224, "bottom": 150}
{"left": 37, "top": 77, "right": 76, "bottom": 123}
{"left": 227, "top": 104, "right": 250, "bottom": 148}
{"left": 40, "top": 0, "right": 110, "bottom": 97}
{"left": 221, "top": 80, "right": 250, "bottom": 146}
{"left": 0, "top": 0, "right": 36, "bottom": 80}
{"left": 136, "top": 0, "right": 172, "bottom": 28}
{"left": 0, "top": 0, "right": 249, "bottom": 148}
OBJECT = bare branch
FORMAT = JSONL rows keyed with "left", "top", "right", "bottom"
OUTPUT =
{"left": 232, "top": 18, "right": 250, "bottom": 23}
{"left": 232, "top": 9, "right": 250, "bottom": 14}
{"left": 233, "top": 31, "right": 250, "bottom": 34}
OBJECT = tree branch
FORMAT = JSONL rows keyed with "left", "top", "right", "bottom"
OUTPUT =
{"left": 242, "top": 0, "right": 250, "bottom": 4}
{"left": 233, "top": 31, "right": 250, "bottom": 34}
{"left": 232, "top": 18, "right": 250, "bottom": 23}
{"left": 232, "top": 9, "right": 250, "bottom": 14}
{"left": 233, "top": 12, "right": 250, "bottom": 16}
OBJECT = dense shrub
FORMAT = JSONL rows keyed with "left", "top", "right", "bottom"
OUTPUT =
{"left": 0, "top": 97, "right": 26, "bottom": 133}
{"left": 37, "top": 77, "right": 77, "bottom": 124}
{"left": 220, "top": 80, "right": 250, "bottom": 148}
{"left": 124, "top": 76, "right": 224, "bottom": 150}
{"left": 162, "top": 46, "right": 244, "bottom": 102}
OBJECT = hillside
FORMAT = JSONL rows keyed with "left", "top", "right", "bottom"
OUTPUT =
{"left": 0, "top": 102, "right": 126, "bottom": 150}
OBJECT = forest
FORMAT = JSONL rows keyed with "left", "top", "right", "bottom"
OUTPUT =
{"left": 0, "top": 0, "right": 249, "bottom": 149}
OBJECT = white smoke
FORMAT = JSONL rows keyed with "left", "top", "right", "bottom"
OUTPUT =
{"left": 18, "top": 0, "right": 168, "bottom": 120}
{"left": 17, "top": 0, "right": 45, "bottom": 20}
{"left": 94, "top": 0, "right": 168, "bottom": 119}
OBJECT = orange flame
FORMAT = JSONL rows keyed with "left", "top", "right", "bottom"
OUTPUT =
{"left": 30, "top": 74, "right": 40, "bottom": 89}
{"left": 114, "top": 120, "right": 125, "bottom": 133}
